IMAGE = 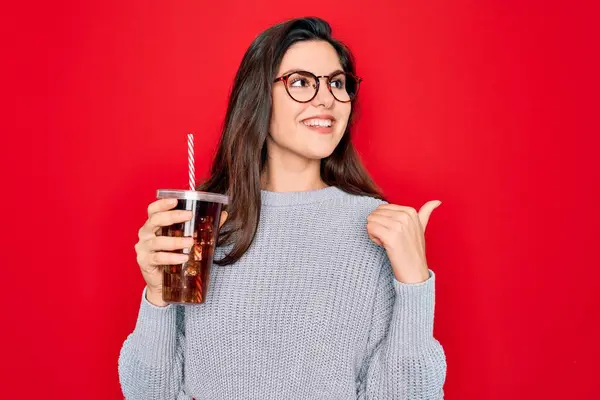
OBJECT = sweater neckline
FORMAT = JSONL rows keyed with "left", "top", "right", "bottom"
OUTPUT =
{"left": 260, "top": 185, "right": 346, "bottom": 206}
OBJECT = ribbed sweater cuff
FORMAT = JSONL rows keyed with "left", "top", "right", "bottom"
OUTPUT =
{"left": 389, "top": 269, "right": 437, "bottom": 351}
{"left": 131, "top": 287, "right": 179, "bottom": 366}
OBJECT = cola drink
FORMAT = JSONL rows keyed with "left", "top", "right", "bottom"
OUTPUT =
{"left": 156, "top": 189, "right": 229, "bottom": 305}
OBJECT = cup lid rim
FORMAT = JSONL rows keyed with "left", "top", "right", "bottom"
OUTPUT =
{"left": 156, "top": 189, "right": 229, "bottom": 205}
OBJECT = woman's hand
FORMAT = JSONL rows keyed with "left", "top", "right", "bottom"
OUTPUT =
{"left": 366, "top": 200, "right": 441, "bottom": 284}
{"left": 134, "top": 198, "right": 228, "bottom": 306}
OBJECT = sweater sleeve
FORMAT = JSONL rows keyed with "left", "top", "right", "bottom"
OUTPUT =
{"left": 118, "top": 288, "right": 188, "bottom": 400}
{"left": 356, "top": 261, "right": 447, "bottom": 399}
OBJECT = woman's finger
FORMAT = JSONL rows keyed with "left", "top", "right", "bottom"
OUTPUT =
{"left": 367, "top": 213, "right": 396, "bottom": 230}
{"left": 219, "top": 211, "right": 228, "bottom": 228}
{"left": 143, "top": 210, "right": 193, "bottom": 235}
{"left": 147, "top": 198, "right": 178, "bottom": 217}
{"left": 147, "top": 236, "right": 195, "bottom": 252}
{"left": 366, "top": 220, "right": 388, "bottom": 246}
{"left": 149, "top": 251, "right": 190, "bottom": 266}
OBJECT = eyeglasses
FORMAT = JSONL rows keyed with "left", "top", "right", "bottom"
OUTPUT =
{"left": 273, "top": 70, "right": 362, "bottom": 103}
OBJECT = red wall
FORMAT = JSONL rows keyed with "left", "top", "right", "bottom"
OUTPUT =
{"left": 3, "top": 1, "right": 599, "bottom": 399}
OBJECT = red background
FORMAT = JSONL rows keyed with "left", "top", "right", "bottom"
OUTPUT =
{"left": 2, "top": 1, "right": 599, "bottom": 399}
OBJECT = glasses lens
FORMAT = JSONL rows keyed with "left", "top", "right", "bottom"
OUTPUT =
{"left": 285, "top": 72, "right": 317, "bottom": 102}
{"left": 329, "top": 72, "right": 359, "bottom": 102}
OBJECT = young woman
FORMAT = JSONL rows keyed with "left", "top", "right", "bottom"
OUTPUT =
{"left": 119, "top": 17, "right": 446, "bottom": 400}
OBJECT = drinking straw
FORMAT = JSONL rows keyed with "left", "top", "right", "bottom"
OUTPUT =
{"left": 187, "top": 133, "right": 195, "bottom": 191}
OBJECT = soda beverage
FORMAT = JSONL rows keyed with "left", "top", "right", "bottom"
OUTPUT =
{"left": 156, "top": 189, "right": 229, "bottom": 305}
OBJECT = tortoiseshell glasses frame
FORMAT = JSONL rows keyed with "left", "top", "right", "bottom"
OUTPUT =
{"left": 273, "top": 70, "right": 362, "bottom": 103}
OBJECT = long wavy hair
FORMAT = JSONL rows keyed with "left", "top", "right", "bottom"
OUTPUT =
{"left": 198, "top": 17, "right": 386, "bottom": 266}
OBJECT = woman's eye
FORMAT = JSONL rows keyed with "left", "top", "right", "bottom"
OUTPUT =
{"left": 330, "top": 79, "right": 344, "bottom": 89}
{"left": 290, "top": 78, "right": 309, "bottom": 88}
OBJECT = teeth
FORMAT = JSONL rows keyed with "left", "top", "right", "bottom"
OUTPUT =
{"left": 302, "top": 119, "right": 333, "bottom": 127}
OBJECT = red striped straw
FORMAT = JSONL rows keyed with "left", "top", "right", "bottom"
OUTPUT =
{"left": 187, "top": 133, "right": 195, "bottom": 191}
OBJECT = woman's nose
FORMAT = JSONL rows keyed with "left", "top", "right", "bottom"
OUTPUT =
{"left": 311, "top": 78, "right": 335, "bottom": 108}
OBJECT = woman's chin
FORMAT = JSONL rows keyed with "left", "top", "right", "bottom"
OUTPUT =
{"left": 302, "top": 147, "right": 337, "bottom": 160}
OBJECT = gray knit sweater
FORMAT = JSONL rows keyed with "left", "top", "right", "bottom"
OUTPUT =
{"left": 118, "top": 186, "right": 446, "bottom": 399}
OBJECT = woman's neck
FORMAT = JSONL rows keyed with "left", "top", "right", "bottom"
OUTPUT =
{"left": 260, "top": 165, "right": 327, "bottom": 192}
{"left": 260, "top": 180, "right": 328, "bottom": 193}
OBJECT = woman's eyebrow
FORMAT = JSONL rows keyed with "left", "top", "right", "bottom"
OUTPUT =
{"left": 279, "top": 68, "right": 303, "bottom": 76}
{"left": 278, "top": 68, "right": 345, "bottom": 76}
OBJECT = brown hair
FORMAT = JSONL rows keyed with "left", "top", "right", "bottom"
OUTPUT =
{"left": 198, "top": 17, "right": 386, "bottom": 266}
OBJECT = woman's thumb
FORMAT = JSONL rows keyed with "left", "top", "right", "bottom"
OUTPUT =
{"left": 219, "top": 211, "right": 229, "bottom": 228}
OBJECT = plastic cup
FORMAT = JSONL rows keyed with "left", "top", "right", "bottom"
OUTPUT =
{"left": 156, "top": 189, "right": 229, "bottom": 305}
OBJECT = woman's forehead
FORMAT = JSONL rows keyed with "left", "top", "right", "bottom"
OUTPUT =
{"left": 277, "top": 41, "right": 343, "bottom": 76}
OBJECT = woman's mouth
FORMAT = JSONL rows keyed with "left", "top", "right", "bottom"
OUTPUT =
{"left": 301, "top": 118, "right": 335, "bottom": 134}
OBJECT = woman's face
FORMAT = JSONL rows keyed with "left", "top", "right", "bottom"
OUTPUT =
{"left": 269, "top": 40, "right": 352, "bottom": 161}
